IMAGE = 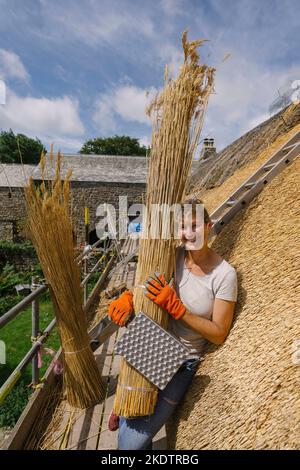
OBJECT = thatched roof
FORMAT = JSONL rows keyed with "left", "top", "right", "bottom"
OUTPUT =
{"left": 168, "top": 115, "right": 300, "bottom": 449}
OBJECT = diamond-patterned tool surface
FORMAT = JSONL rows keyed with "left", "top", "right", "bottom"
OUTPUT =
{"left": 114, "top": 311, "right": 191, "bottom": 389}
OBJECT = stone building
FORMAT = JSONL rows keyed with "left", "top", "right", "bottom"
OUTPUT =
{"left": 0, "top": 154, "right": 198, "bottom": 244}
{"left": 0, "top": 164, "right": 36, "bottom": 241}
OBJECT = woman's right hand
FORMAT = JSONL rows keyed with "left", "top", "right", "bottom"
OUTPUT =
{"left": 108, "top": 290, "right": 134, "bottom": 326}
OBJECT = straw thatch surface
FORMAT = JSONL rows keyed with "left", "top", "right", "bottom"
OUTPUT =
{"left": 168, "top": 128, "right": 300, "bottom": 449}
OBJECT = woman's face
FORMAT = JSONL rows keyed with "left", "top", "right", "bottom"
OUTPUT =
{"left": 179, "top": 213, "right": 211, "bottom": 250}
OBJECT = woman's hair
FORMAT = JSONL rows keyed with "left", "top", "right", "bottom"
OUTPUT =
{"left": 181, "top": 197, "right": 211, "bottom": 224}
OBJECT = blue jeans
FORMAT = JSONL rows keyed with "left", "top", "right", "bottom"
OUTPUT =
{"left": 118, "top": 358, "right": 200, "bottom": 450}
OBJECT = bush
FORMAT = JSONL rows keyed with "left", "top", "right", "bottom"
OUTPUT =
{"left": 0, "top": 240, "right": 36, "bottom": 257}
{"left": 0, "top": 294, "right": 23, "bottom": 316}
{"left": 0, "top": 378, "right": 33, "bottom": 428}
{"left": 0, "top": 263, "right": 44, "bottom": 316}
{"left": 0, "top": 129, "right": 46, "bottom": 165}
{"left": 0, "top": 241, "right": 38, "bottom": 270}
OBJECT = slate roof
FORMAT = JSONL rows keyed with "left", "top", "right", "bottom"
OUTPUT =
{"left": 0, "top": 154, "right": 199, "bottom": 187}
{"left": 0, "top": 164, "right": 36, "bottom": 188}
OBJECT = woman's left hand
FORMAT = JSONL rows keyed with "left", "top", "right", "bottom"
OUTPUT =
{"left": 144, "top": 272, "right": 186, "bottom": 320}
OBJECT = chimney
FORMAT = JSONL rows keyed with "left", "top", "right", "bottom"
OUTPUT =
{"left": 200, "top": 138, "right": 216, "bottom": 160}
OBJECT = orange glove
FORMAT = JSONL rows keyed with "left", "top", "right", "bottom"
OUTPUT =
{"left": 144, "top": 273, "right": 186, "bottom": 320}
{"left": 108, "top": 290, "right": 134, "bottom": 326}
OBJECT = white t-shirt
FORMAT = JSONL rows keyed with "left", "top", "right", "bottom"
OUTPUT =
{"left": 168, "top": 245, "right": 238, "bottom": 359}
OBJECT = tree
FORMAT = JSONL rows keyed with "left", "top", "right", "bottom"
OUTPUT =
{"left": 80, "top": 135, "right": 148, "bottom": 156}
{"left": 0, "top": 129, "right": 46, "bottom": 164}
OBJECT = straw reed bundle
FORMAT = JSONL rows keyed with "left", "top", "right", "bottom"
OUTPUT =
{"left": 24, "top": 151, "right": 105, "bottom": 409}
{"left": 168, "top": 134, "right": 300, "bottom": 449}
{"left": 113, "top": 32, "right": 215, "bottom": 417}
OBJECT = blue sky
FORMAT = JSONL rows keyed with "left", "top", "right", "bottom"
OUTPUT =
{"left": 0, "top": 0, "right": 299, "bottom": 155}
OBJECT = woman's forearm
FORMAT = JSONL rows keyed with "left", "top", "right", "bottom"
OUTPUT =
{"left": 180, "top": 310, "right": 226, "bottom": 345}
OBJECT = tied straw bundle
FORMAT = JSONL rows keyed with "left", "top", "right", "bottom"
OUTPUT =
{"left": 113, "top": 31, "right": 216, "bottom": 417}
{"left": 24, "top": 150, "right": 105, "bottom": 409}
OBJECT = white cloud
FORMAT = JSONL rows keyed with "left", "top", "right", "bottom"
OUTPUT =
{"left": 113, "top": 86, "right": 154, "bottom": 124}
{"left": 139, "top": 135, "right": 151, "bottom": 148}
{"left": 0, "top": 49, "right": 29, "bottom": 82}
{"left": 93, "top": 94, "right": 118, "bottom": 134}
{"left": 43, "top": 136, "right": 84, "bottom": 154}
{"left": 0, "top": 88, "right": 85, "bottom": 151}
{"left": 93, "top": 85, "right": 156, "bottom": 133}
{"left": 157, "top": 43, "right": 182, "bottom": 75}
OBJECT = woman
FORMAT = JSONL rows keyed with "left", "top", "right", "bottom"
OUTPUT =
{"left": 108, "top": 198, "right": 238, "bottom": 450}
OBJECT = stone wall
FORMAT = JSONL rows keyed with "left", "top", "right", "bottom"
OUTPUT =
{"left": 0, "top": 221, "right": 14, "bottom": 241}
{"left": 0, "top": 182, "right": 146, "bottom": 243}
{"left": 0, "top": 187, "right": 27, "bottom": 241}
{"left": 71, "top": 181, "right": 146, "bottom": 243}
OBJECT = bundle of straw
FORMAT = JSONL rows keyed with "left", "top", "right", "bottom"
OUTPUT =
{"left": 24, "top": 151, "right": 105, "bottom": 409}
{"left": 113, "top": 32, "right": 215, "bottom": 417}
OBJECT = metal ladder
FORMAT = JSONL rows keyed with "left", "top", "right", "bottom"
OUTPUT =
{"left": 207, "top": 129, "right": 300, "bottom": 236}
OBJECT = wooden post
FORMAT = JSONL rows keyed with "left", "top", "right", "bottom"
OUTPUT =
{"left": 31, "top": 277, "right": 40, "bottom": 386}
{"left": 84, "top": 207, "right": 89, "bottom": 304}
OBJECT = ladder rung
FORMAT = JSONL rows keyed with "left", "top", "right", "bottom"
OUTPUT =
{"left": 244, "top": 182, "right": 256, "bottom": 189}
{"left": 226, "top": 199, "right": 237, "bottom": 206}
{"left": 282, "top": 142, "right": 298, "bottom": 152}
{"left": 263, "top": 163, "right": 276, "bottom": 171}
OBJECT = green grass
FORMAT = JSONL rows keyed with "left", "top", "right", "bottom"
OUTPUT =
{"left": 0, "top": 273, "right": 100, "bottom": 387}
{"left": 0, "top": 299, "right": 60, "bottom": 385}
{"left": 0, "top": 299, "right": 60, "bottom": 427}
{"left": 0, "top": 265, "right": 102, "bottom": 428}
